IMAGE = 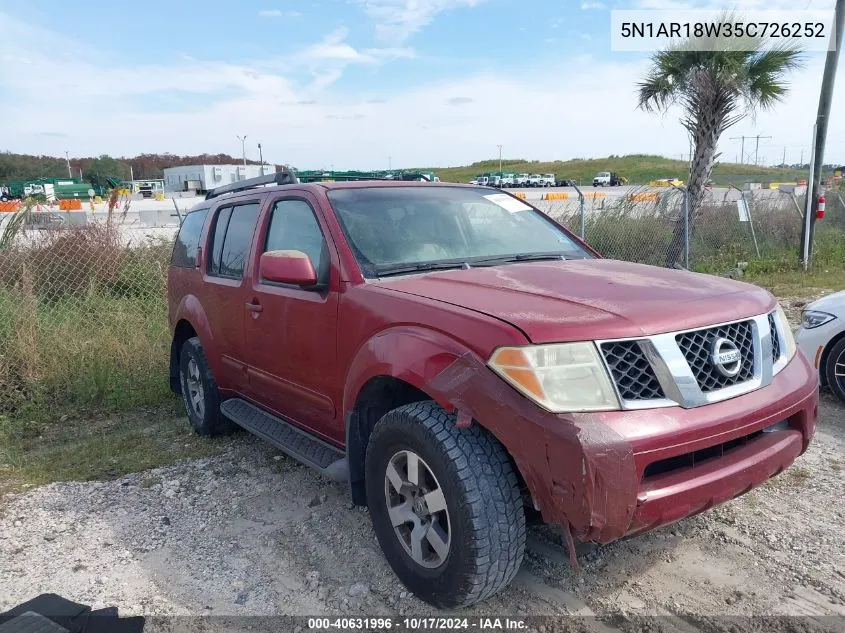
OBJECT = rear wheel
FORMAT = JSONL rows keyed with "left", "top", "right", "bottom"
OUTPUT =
{"left": 824, "top": 337, "right": 845, "bottom": 404}
{"left": 178, "top": 337, "right": 236, "bottom": 436}
{"left": 365, "top": 401, "right": 525, "bottom": 607}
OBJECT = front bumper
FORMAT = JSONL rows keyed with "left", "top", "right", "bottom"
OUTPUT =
{"left": 795, "top": 321, "right": 843, "bottom": 384}
{"left": 543, "top": 350, "right": 818, "bottom": 542}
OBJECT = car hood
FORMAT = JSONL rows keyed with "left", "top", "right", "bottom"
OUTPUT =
{"left": 378, "top": 259, "right": 775, "bottom": 343}
{"left": 806, "top": 289, "right": 845, "bottom": 314}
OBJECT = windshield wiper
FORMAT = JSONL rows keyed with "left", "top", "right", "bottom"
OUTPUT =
{"left": 376, "top": 260, "right": 472, "bottom": 277}
{"left": 471, "top": 252, "right": 567, "bottom": 266}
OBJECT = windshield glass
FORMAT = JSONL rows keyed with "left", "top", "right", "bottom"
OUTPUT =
{"left": 327, "top": 186, "right": 592, "bottom": 276}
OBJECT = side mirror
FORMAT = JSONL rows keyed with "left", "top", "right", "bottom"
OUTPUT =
{"left": 259, "top": 250, "right": 318, "bottom": 286}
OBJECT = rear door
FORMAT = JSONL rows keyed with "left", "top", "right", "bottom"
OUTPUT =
{"left": 243, "top": 192, "right": 340, "bottom": 441}
{"left": 198, "top": 199, "right": 262, "bottom": 392}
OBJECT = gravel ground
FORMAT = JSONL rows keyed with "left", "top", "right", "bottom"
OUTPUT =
{"left": 1, "top": 392, "right": 843, "bottom": 630}
{"left": 2, "top": 300, "right": 844, "bottom": 631}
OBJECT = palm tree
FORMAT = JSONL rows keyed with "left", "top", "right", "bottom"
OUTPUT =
{"left": 638, "top": 42, "right": 802, "bottom": 267}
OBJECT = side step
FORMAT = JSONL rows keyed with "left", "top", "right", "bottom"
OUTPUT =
{"left": 220, "top": 398, "right": 348, "bottom": 482}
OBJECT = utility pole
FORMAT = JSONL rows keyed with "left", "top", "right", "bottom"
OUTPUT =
{"left": 802, "top": 0, "right": 845, "bottom": 267}
{"left": 65, "top": 151, "right": 72, "bottom": 178}
{"left": 800, "top": 149, "right": 804, "bottom": 166}
{"left": 782, "top": 146, "right": 787, "bottom": 167}
{"left": 731, "top": 136, "right": 747, "bottom": 164}
{"left": 388, "top": 156, "right": 392, "bottom": 170}
{"left": 754, "top": 134, "right": 771, "bottom": 165}
{"left": 236, "top": 135, "right": 247, "bottom": 166}
{"left": 257, "top": 143, "right": 264, "bottom": 175}
{"left": 497, "top": 144, "right": 503, "bottom": 174}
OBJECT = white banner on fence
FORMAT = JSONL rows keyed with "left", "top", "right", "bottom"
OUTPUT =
{"left": 736, "top": 199, "right": 750, "bottom": 222}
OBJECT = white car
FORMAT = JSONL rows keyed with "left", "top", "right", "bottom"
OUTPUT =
{"left": 795, "top": 290, "right": 845, "bottom": 403}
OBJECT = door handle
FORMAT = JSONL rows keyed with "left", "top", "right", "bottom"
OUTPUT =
{"left": 245, "top": 301, "right": 263, "bottom": 313}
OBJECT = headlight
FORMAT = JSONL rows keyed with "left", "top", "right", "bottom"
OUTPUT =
{"left": 774, "top": 304, "right": 797, "bottom": 362}
{"left": 488, "top": 342, "right": 620, "bottom": 413}
{"left": 802, "top": 309, "right": 836, "bottom": 330}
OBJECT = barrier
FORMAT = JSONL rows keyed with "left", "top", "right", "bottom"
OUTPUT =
{"left": 542, "top": 192, "right": 569, "bottom": 200}
{"left": 58, "top": 199, "right": 83, "bottom": 210}
{"left": 768, "top": 182, "right": 798, "bottom": 189}
{"left": 513, "top": 192, "right": 527, "bottom": 199}
{"left": 584, "top": 192, "right": 607, "bottom": 199}
{"left": 628, "top": 192, "right": 659, "bottom": 202}
{"left": 0, "top": 202, "right": 21, "bottom": 213}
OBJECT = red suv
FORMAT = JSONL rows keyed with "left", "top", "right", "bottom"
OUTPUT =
{"left": 168, "top": 172, "right": 817, "bottom": 608}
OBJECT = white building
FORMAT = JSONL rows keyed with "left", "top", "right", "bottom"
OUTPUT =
{"left": 162, "top": 164, "right": 270, "bottom": 193}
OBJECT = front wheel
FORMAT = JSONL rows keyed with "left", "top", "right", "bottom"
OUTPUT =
{"left": 824, "top": 337, "right": 845, "bottom": 404}
{"left": 365, "top": 401, "right": 525, "bottom": 608}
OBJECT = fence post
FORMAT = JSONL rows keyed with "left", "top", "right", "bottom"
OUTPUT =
{"left": 571, "top": 183, "right": 586, "bottom": 240}
{"left": 684, "top": 188, "right": 690, "bottom": 270}
{"left": 742, "top": 190, "right": 761, "bottom": 258}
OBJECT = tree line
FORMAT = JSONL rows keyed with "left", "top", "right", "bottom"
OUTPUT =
{"left": 0, "top": 152, "right": 281, "bottom": 185}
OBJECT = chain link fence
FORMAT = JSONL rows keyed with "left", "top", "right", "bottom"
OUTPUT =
{"left": 537, "top": 185, "right": 845, "bottom": 274}
{"left": 0, "top": 205, "right": 174, "bottom": 420}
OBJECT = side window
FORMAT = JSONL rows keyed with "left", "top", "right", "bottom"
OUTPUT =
{"left": 208, "top": 203, "right": 260, "bottom": 278}
{"left": 171, "top": 208, "right": 208, "bottom": 268}
{"left": 264, "top": 199, "right": 329, "bottom": 282}
{"left": 209, "top": 207, "right": 232, "bottom": 275}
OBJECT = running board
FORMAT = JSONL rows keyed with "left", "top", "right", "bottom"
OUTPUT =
{"left": 220, "top": 398, "right": 348, "bottom": 482}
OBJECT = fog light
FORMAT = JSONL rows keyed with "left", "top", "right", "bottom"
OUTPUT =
{"left": 762, "top": 420, "right": 790, "bottom": 433}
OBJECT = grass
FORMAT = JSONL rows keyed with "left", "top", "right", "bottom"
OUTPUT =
{"left": 0, "top": 401, "right": 230, "bottom": 497}
{"left": 743, "top": 269, "right": 845, "bottom": 299}
{"left": 0, "top": 219, "right": 172, "bottom": 421}
{"left": 424, "top": 154, "right": 818, "bottom": 186}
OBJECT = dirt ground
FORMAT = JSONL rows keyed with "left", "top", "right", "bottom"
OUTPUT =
{"left": 1, "top": 388, "right": 843, "bottom": 631}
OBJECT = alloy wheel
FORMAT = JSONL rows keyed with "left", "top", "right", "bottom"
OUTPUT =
{"left": 383, "top": 450, "right": 451, "bottom": 569}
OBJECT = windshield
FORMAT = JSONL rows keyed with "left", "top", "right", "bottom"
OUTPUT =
{"left": 327, "top": 186, "right": 592, "bottom": 277}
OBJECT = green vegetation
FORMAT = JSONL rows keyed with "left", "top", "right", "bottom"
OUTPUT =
{"left": 427, "top": 154, "right": 816, "bottom": 186}
{"left": 0, "top": 215, "right": 172, "bottom": 422}
{"left": 0, "top": 403, "right": 230, "bottom": 496}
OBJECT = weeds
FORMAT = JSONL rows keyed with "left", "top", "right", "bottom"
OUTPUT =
{"left": 0, "top": 215, "right": 172, "bottom": 421}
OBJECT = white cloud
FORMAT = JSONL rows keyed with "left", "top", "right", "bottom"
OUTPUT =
{"left": 258, "top": 9, "right": 302, "bottom": 17}
{"left": 355, "top": 0, "right": 489, "bottom": 42}
{"left": 581, "top": 1, "right": 606, "bottom": 9}
{"left": 1, "top": 11, "right": 843, "bottom": 169}
{"left": 633, "top": 0, "right": 834, "bottom": 7}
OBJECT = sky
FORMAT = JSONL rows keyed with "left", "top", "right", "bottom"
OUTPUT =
{"left": 0, "top": 0, "right": 843, "bottom": 170}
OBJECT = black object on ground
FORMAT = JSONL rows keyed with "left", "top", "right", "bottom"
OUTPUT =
{"left": 0, "top": 595, "right": 144, "bottom": 633}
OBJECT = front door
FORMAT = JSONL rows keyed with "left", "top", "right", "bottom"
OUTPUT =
{"left": 243, "top": 194, "right": 340, "bottom": 442}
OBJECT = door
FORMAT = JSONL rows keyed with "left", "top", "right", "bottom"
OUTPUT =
{"left": 244, "top": 195, "right": 340, "bottom": 440}
{"left": 199, "top": 200, "right": 261, "bottom": 391}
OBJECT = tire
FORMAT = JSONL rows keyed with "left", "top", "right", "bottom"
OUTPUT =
{"left": 365, "top": 401, "right": 525, "bottom": 608}
{"left": 824, "top": 337, "right": 845, "bottom": 404}
{"left": 178, "top": 336, "right": 236, "bottom": 436}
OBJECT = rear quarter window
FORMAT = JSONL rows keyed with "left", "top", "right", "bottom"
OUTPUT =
{"left": 171, "top": 208, "right": 209, "bottom": 268}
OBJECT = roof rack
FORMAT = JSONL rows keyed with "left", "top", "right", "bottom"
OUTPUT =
{"left": 205, "top": 168, "right": 298, "bottom": 200}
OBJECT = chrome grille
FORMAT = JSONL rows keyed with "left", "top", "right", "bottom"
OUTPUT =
{"left": 768, "top": 312, "right": 781, "bottom": 361}
{"left": 600, "top": 341, "right": 665, "bottom": 401}
{"left": 675, "top": 321, "right": 755, "bottom": 392}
